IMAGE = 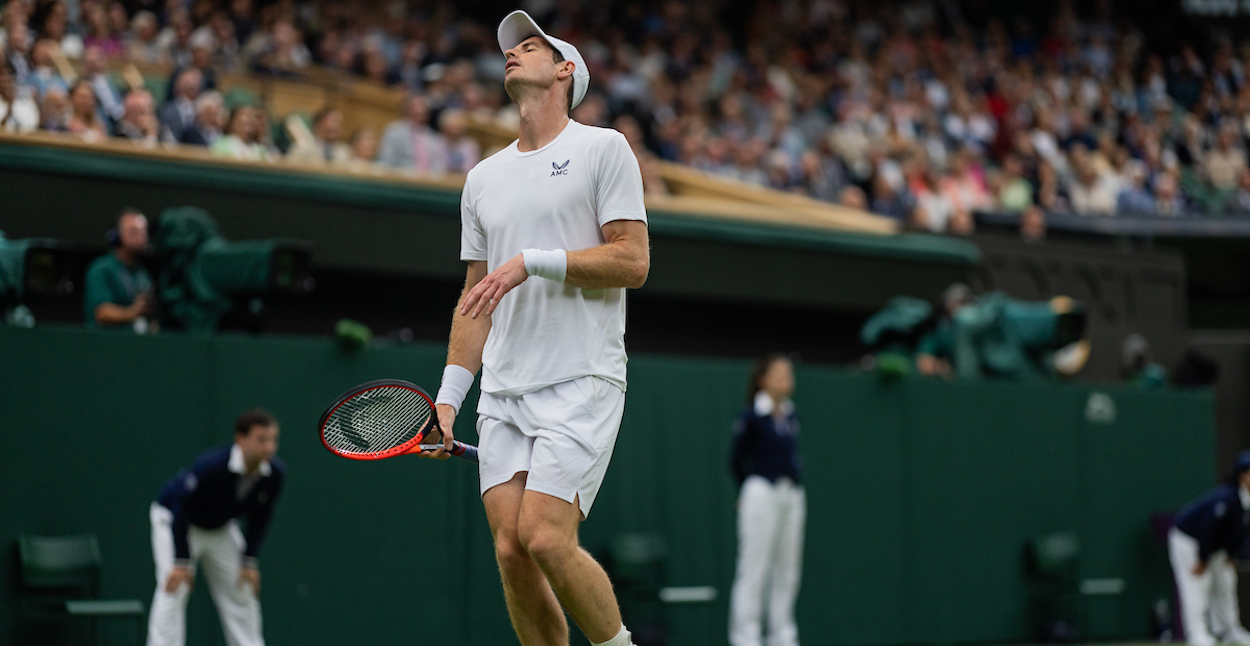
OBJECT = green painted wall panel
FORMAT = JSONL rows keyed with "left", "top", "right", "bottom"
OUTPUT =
{"left": 904, "top": 382, "right": 1086, "bottom": 642}
{"left": 796, "top": 372, "right": 909, "bottom": 644}
{"left": 1079, "top": 389, "right": 1218, "bottom": 638}
{"left": 0, "top": 326, "right": 1215, "bottom": 646}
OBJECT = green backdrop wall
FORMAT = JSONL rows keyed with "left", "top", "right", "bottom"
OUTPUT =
{"left": 0, "top": 326, "right": 1215, "bottom": 645}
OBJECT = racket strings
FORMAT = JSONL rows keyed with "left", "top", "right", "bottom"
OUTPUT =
{"left": 323, "top": 387, "right": 432, "bottom": 455}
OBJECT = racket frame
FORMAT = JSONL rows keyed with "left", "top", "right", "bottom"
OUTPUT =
{"left": 318, "top": 378, "right": 439, "bottom": 461}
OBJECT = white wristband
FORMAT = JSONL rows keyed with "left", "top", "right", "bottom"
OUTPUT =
{"left": 434, "top": 364, "right": 475, "bottom": 414}
{"left": 522, "top": 248, "right": 567, "bottom": 283}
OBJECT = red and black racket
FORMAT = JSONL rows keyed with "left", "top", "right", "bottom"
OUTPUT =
{"left": 319, "top": 379, "right": 478, "bottom": 462}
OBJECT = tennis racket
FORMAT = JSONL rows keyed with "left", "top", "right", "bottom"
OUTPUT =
{"left": 319, "top": 378, "right": 478, "bottom": 462}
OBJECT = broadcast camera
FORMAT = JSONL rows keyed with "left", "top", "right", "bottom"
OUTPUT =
{"left": 152, "top": 207, "right": 313, "bottom": 333}
{"left": 0, "top": 231, "right": 73, "bottom": 326}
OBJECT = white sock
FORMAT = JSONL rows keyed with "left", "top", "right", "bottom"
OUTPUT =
{"left": 592, "top": 624, "right": 632, "bottom": 646}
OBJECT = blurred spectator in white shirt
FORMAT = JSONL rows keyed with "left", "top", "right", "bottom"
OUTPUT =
{"left": 346, "top": 127, "right": 380, "bottom": 172}
{"left": 179, "top": 90, "right": 224, "bottom": 147}
{"left": 126, "top": 11, "right": 166, "bottom": 65}
{"left": 211, "top": 105, "right": 272, "bottom": 161}
{"left": 1069, "top": 155, "right": 1120, "bottom": 215}
{"left": 286, "top": 107, "right": 352, "bottom": 166}
{"left": 249, "top": 19, "right": 310, "bottom": 75}
{"left": 0, "top": 58, "right": 38, "bottom": 133}
{"left": 439, "top": 108, "right": 481, "bottom": 174}
{"left": 157, "top": 11, "right": 194, "bottom": 69}
{"left": 66, "top": 79, "right": 108, "bottom": 142}
{"left": 114, "top": 88, "right": 160, "bottom": 145}
{"left": 30, "top": 0, "right": 82, "bottom": 59}
{"left": 378, "top": 94, "right": 448, "bottom": 175}
{"left": 39, "top": 84, "right": 70, "bottom": 131}
{"left": 1206, "top": 127, "right": 1247, "bottom": 192}
{"left": 1152, "top": 173, "right": 1187, "bottom": 217}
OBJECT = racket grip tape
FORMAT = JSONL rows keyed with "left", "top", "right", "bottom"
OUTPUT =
{"left": 417, "top": 440, "right": 479, "bottom": 463}
{"left": 453, "top": 442, "right": 479, "bottom": 463}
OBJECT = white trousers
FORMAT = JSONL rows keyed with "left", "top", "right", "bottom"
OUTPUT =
{"left": 146, "top": 503, "right": 265, "bottom": 646}
{"left": 1169, "top": 527, "right": 1250, "bottom": 646}
{"left": 729, "top": 476, "right": 806, "bottom": 646}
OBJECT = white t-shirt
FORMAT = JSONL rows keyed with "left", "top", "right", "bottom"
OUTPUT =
{"left": 460, "top": 120, "right": 647, "bottom": 396}
{"left": 0, "top": 95, "right": 40, "bottom": 134}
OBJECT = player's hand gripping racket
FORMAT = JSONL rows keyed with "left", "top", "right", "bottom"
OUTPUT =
{"left": 319, "top": 379, "right": 478, "bottom": 462}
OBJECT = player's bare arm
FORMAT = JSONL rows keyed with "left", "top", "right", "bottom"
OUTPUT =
{"left": 461, "top": 219, "right": 649, "bottom": 319}
{"left": 565, "top": 219, "right": 649, "bottom": 290}
{"left": 426, "top": 261, "right": 491, "bottom": 458}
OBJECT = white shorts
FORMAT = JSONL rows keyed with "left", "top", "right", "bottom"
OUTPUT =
{"left": 476, "top": 376, "right": 625, "bottom": 519}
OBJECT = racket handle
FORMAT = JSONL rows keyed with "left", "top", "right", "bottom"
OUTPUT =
{"left": 453, "top": 442, "right": 478, "bottom": 463}
{"left": 417, "top": 441, "right": 479, "bottom": 463}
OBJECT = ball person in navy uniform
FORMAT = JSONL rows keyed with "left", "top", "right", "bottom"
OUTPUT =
{"left": 146, "top": 409, "right": 284, "bottom": 646}
{"left": 1170, "top": 451, "right": 1250, "bottom": 646}
{"left": 728, "top": 354, "right": 805, "bottom": 646}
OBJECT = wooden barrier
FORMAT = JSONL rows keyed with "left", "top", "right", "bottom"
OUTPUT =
{"left": 0, "top": 129, "right": 467, "bottom": 191}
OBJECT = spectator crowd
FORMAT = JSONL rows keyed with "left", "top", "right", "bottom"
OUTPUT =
{"left": 4, "top": 0, "right": 1250, "bottom": 233}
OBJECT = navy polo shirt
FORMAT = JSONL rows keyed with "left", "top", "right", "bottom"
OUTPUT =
{"left": 1175, "top": 483, "right": 1250, "bottom": 563}
{"left": 156, "top": 444, "right": 285, "bottom": 564}
{"left": 730, "top": 392, "right": 803, "bottom": 487}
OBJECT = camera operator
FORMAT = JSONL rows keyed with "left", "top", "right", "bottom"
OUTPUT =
{"left": 84, "top": 207, "right": 157, "bottom": 333}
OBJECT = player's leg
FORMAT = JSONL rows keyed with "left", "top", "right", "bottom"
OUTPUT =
{"left": 514, "top": 377, "right": 632, "bottom": 645}
{"left": 484, "top": 472, "right": 568, "bottom": 646}
{"left": 478, "top": 404, "right": 568, "bottom": 646}
{"left": 1169, "top": 527, "right": 1216, "bottom": 646}
{"left": 146, "top": 503, "right": 193, "bottom": 646}
{"left": 765, "top": 483, "right": 805, "bottom": 646}
{"left": 517, "top": 489, "right": 625, "bottom": 643}
{"left": 1209, "top": 552, "right": 1250, "bottom": 644}
{"left": 729, "top": 476, "right": 783, "bottom": 646}
{"left": 198, "top": 522, "right": 264, "bottom": 646}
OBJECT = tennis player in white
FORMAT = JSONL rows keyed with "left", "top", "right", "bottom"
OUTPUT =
{"left": 421, "top": 10, "right": 648, "bottom": 646}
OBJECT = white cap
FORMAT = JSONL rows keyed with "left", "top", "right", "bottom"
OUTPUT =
{"left": 497, "top": 10, "right": 589, "bottom": 109}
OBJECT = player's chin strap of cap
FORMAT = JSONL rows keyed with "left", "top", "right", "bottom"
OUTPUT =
{"left": 435, "top": 364, "right": 476, "bottom": 414}
{"left": 522, "top": 248, "right": 567, "bottom": 283}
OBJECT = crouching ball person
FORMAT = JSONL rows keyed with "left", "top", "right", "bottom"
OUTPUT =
{"left": 147, "top": 409, "right": 284, "bottom": 646}
{"left": 1170, "top": 451, "right": 1250, "bottom": 646}
{"left": 729, "top": 354, "right": 805, "bottom": 646}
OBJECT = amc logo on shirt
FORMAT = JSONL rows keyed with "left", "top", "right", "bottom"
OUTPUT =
{"left": 551, "top": 160, "right": 570, "bottom": 176}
